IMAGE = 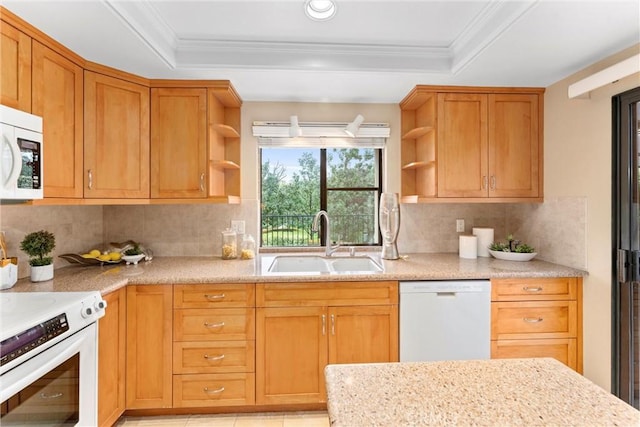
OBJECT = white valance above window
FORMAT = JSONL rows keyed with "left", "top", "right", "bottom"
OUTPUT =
{"left": 253, "top": 121, "right": 389, "bottom": 148}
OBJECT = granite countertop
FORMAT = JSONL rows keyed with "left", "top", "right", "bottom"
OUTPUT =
{"left": 4, "top": 253, "right": 586, "bottom": 295}
{"left": 324, "top": 358, "right": 640, "bottom": 427}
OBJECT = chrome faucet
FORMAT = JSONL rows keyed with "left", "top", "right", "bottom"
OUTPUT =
{"left": 312, "top": 210, "right": 340, "bottom": 257}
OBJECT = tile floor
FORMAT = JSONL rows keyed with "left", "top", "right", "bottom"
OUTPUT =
{"left": 115, "top": 411, "right": 330, "bottom": 427}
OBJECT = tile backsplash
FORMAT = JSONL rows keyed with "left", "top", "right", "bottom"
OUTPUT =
{"left": 0, "top": 196, "right": 586, "bottom": 279}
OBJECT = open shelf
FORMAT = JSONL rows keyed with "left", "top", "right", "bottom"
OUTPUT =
{"left": 402, "top": 126, "right": 434, "bottom": 140}
{"left": 211, "top": 123, "right": 240, "bottom": 138}
{"left": 210, "top": 159, "right": 240, "bottom": 169}
{"left": 402, "top": 161, "right": 435, "bottom": 170}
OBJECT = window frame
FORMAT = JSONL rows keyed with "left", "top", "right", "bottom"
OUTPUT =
{"left": 260, "top": 146, "right": 384, "bottom": 248}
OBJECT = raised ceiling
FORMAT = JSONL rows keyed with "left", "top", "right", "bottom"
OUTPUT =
{"left": 4, "top": 0, "right": 639, "bottom": 103}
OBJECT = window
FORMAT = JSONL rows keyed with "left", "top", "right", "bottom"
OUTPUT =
{"left": 260, "top": 147, "right": 382, "bottom": 248}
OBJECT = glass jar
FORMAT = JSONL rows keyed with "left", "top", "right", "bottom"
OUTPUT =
{"left": 240, "top": 234, "right": 256, "bottom": 260}
{"left": 221, "top": 229, "right": 237, "bottom": 260}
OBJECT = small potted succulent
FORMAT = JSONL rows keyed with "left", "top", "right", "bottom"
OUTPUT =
{"left": 122, "top": 242, "right": 145, "bottom": 265}
{"left": 20, "top": 230, "right": 56, "bottom": 282}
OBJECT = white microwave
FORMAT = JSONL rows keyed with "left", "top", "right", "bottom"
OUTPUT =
{"left": 0, "top": 105, "right": 43, "bottom": 200}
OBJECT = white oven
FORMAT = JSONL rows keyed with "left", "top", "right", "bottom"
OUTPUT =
{"left": 0, "top": 292, "right": 106, "bottom": 426}
{"left": 0, "top": 104, "right": 44, "bottom": 200}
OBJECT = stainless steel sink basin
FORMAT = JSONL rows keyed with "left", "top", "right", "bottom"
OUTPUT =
{"left": 267, "top": 255, "right": 382, "bottom": 274}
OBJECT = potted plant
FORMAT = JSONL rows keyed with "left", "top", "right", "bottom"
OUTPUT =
{"left": 20, "top": 230, "right": 56, "bottom": 282}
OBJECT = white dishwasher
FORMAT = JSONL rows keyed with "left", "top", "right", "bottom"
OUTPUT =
{"left": 399, "top": 280, "right": 491, "bottom": 362}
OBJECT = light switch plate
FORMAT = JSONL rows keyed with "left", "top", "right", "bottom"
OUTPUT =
{"left": 456, "top": 219, "right": 465, "bottom": 232}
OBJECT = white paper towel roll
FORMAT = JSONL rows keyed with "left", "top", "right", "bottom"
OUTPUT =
{"left": 459, "top": 235, "right": 478, "bottom": 259}
{"left": 473, "top": 227, "right": 494, "bottom": 257}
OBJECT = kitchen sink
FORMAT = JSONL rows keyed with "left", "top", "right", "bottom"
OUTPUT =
{"left": 267, "top": 256, "right": 330, "bottom": 273}
{"left": 267, "top": 255, "right": 383, "bottom": 274}
{"left": 329, "top": 257, "right": 383, "bottom": 272}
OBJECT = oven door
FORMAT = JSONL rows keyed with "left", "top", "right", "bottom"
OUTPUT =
{"left": 0, "top": 323, "right": 97, "bottom": 426}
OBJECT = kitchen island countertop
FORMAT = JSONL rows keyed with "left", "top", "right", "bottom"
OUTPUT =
{"left": 4, "top": 253, "right": 586, "bottom": 295}
{"left": 324, "top": 358, "right": 639, "bottom": 427}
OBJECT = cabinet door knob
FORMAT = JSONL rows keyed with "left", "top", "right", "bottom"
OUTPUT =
{"left": 322, "top": 314, "right": 326, "bottom": 336}
{"left": 199, "top": 172, "right": 205, "bottom": 192}
{"left": 87, "top": 169, "right": 93, "bottom": 190}
{"left": 205, "top": 293, "right": 225, "bottom": 301}
{"left": 523, "top": 317, "right": 543, "bottom": 323}
{"left": 522, "top": 286, "right": 543, "bottom": 292}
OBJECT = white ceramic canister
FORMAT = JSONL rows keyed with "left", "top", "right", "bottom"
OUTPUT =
{"left": 472, "top": 227, "right": 494, "bottom": 257}
{"left": 459, "top": 235, "right": 478, "bottom": 259}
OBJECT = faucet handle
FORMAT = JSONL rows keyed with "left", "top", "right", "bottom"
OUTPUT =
{"left": 349, "top": 246, "right": 356, "bottom": 257}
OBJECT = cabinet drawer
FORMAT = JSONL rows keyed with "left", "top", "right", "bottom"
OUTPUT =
{"left": 491, "top": 277, "right": 577, "bottom": 301}
{"left": 173, "top": 341, "right": 255, "bottom": 374}
{"left": 491, "top": 338, "right": 577, "bottom": 371}
{"left": 257, "top": 281, "right": 398, "bottom": 307}
{"left": 174, "top": 284, "right": 254, "bottom": 308}
{"left": 174, "top": 308, "right": 255, "bottom": 341}
{"left": 173, "top": 373, "right": 255, "bottom": 407}
{"left": 491, "top": 301, "right": 577, "bottom": 339}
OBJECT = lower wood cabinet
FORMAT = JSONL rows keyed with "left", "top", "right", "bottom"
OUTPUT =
{"left": 255, "top": 281, "right": 399, "bottom": 405}
{"left": 490, "top": 277, "right": 582, "bottom": 372}
{"left": 126, "top": 285, "right": 173, "bottom": 409}
{"left": 98, "top": 288, "right": 126, "bottom": 427}
{"left": 172, "top": 284, "right": 255, "bottom": 408}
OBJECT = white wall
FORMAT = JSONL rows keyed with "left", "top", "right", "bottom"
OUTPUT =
{"left": 544, "top": 44, "right": 640, "bottom": 390}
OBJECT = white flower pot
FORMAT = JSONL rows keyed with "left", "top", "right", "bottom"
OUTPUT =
{"left": 30, "top": 264, "right": 54, "bottom": 282}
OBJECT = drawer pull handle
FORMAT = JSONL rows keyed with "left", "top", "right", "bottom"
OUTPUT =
{"left": 204, "top": 354, "right": 225, "bottom": 361}
{"left": 205, "top": 293, "right": 225, "bottom": 301}
{"left": 203, "top": 386, "right": 225, "bottom": 395}
{"left": 204, "top": 321, "right": 225, "bottom": 329}
{"left": 523, "top": 286, "right": 543, "bottom": 292}
{"left": 523, "top": 317, "right": 543, "bottom": 323}
{"left": 322, "top": 314, "right": 326, "bottom": 336}
{"left": 39, "top": 392, "right": 63, "bottom": 400}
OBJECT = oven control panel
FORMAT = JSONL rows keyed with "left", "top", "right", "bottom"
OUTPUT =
{"left": 0, "top": 313, "right": 69, "bottom": 366}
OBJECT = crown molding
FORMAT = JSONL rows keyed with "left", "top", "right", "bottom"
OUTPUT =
{"left": 104, "top": 0, "right": 537, "bottom": 74}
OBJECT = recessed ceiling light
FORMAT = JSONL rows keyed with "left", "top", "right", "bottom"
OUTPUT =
{"left": 305, "top": 0, "right": 337, "bottom": 21}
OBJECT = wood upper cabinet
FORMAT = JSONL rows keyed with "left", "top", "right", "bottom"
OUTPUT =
{"left": 488, "top": 93, "right": 540, "bottom": 198}
{"left": 98, "top": 288, "right": 126, "bottom": 427}
{"left": 255, "top": 281, "right": 398, "bottom": 405}
{"left": 84, "top": 71, "right": 150, "bottom": 198}
{"left": 151, "top": 88, "right": 207, "bottom": 198}
{"left": 437, "top": 93, "right": 488, "bottom": 198}
{"left": 400, "top": 86, "right": 543, "bottom": 203}
{"left": 0, "top": 20, "right": 31, "bottom": 112}
{"left": 32, "top": 40, "right": 84, "bottom": 198}
{"left": 126, "top": 285, "right": 172, "bottom": 410}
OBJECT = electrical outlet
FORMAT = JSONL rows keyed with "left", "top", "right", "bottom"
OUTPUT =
{"left": 456, "top": 219, "right": 465, "bottom": 233}
{"left": 231, "top": 220, "right": 245, "bottom": 234}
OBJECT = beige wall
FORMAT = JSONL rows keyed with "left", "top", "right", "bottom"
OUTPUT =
{"left": 544, "top": 44, "right": 640, "bottom": 390}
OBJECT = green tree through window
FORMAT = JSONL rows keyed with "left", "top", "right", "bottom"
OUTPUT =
{"left": 261, "top": 147, "right": 382, "bottom": 247}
